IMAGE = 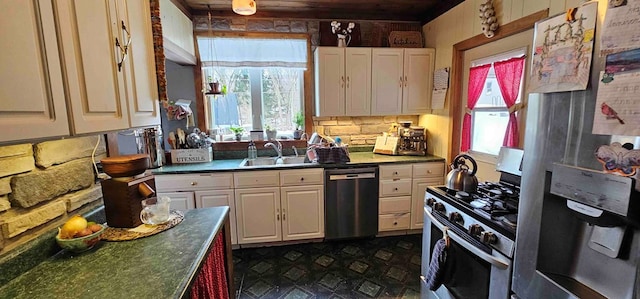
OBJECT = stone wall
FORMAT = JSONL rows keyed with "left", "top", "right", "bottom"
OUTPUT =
{"left": 314, "top": 115, "right": 419, "bottom": 145}
{"left": 0, "top": 136, "right": 106, "bottom": 253}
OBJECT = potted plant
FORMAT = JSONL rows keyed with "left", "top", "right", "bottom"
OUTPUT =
{"left": 229, "top": 126, "right": 244, "bottom": 141}
{"left": 206, "top": 76, "right": 222, "bottom": 94}
{"left": 265, "top": 124, "right": 277, "bottom": 141}
{"left": 293, "top": 112, "right": 304, "bottom": 140}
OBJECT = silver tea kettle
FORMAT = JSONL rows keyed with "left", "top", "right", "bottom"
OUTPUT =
{"left": 446, "top": 154, "right": 478, "bottom": 193}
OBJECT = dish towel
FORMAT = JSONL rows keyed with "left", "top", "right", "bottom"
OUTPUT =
{"left": 424, "top": 238, "right": 449, "bottom": 291}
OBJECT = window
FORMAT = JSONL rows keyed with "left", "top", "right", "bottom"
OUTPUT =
{"left": 197, "top": 36, "right": 308, "bottom": 140}
{"left": 469, "top": 48, "right": 526, "bottom": 156}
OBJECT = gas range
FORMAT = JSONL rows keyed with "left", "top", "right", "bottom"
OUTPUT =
{"left": 425, "top": 183, "right": 517, "bottom": 258}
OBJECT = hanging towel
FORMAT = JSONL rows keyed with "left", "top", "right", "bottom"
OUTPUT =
{"left": 424, "top": 238, "right": 449, "bottom": 291}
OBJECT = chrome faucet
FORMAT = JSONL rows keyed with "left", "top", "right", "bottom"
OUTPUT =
{"left": 264, "top": 140, "right": 282, "bottom": 159}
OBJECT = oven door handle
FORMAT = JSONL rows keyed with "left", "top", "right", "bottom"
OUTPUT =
{"left": 425, "top": 207, "right": 509, "bottom": 270}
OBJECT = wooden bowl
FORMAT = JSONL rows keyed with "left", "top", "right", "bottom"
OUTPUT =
{"left": 100, "top": 154, "right": 150, "bottom": 178}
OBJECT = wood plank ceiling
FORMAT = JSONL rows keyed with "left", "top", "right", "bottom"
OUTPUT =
{"left": 179, "top": 0, "right": 464, "bottom": 24}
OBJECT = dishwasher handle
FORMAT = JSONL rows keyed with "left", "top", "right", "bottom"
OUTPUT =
{"left": 329, "top": 173, "right": 376, "bottom": 180}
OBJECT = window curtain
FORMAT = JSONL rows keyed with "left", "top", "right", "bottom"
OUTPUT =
{"left": 197, "top": 37, "right": 307, "bottom": 68}
{"left": 493, "top": 56, "right": 525, "bottom": 148}
{"left": 461, "top": 64, "right": 491, "bottom": 152}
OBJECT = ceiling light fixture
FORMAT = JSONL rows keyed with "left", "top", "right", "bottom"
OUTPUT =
{"left": 232, "top": 0, "right": 256, "bottom": 16}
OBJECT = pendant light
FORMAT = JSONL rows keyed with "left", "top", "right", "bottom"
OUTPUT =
{"left": 232, "top": 0, "right": 256, "bottom": 16}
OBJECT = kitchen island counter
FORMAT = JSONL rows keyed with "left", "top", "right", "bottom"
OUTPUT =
{"left": 153, "top": 152, "right": 445, "bottom": 174}
{"left": 0, "top": 207, "right": 232, "bottom": 299}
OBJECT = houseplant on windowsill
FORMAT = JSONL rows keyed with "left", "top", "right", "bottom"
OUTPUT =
{"left": 229, "top": 126, "right": 245, "bottom": 141}
{"left": 293, "top": 112, "right": 304, "bottom": 140}
{"left": 265, "top": 124, "right": 277, "bottom": 141}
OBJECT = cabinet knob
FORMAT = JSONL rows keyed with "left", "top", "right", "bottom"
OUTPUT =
{"left": 394, "top": 171, "right": 398, "bottom": 175}
{"left": 393, "top": 222, "right": 398, "bottom": 225}
{"left": 394, "top": 187, "right": 398, "bottom": 191}
{"left": 190, "top": 182, "right": 197, "bottom": 186}
{"left": 427, "top": 170, "right": 432, "bottom": 173}
{"left": 404, "top": 75, "right": 408, "bottom": 87}
{"left": 300, "top": 177, "right": 304, "bottom": 181}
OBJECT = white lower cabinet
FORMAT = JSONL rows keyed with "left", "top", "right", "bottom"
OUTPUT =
{"left": 195, "top": 190, "right": 237, "bottom": 245}
{"left": 234, "top": 169, "right": 325, "bottom": 245}
{"left": 235, "top": 187, "right": 282, "bottom": 244}
{"left": 157, "top": 191, "right": 195, "bottom": 211}
{"left": 379, "top": 162, "right": 445, "bottom": 232}
{"left": 281, "top": 185, "right": 324, "bottom": 241}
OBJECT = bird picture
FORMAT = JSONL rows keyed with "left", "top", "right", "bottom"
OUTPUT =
{"left": 600, "top": 102, "right": 625, "bottom": 124}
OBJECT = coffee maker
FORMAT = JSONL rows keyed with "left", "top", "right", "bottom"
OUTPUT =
{"left": 397, "top": 122, "right": 427, "bottom": 156}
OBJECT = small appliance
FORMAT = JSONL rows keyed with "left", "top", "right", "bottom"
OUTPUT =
{"left": 101, "top": 174, "right": 156, "bottom": 228}
{"left": 398, "top": 125, "right": 427, "bottom": 156}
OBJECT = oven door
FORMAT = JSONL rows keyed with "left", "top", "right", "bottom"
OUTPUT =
{"left": 421, "top": 207, "right": 512, "bottom": 299}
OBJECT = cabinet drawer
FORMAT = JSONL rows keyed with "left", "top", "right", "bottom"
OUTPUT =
{"left": 280, "top": 168, "right": 324, "bottom": 186}
{"left": 379, "top": 179, "right": 412, "bottom": 197}
{"left": 379, "top": 213, "right": 411, "bottom": 231}
{"left": 413, "top": 162, "right": 445, "bottom": 179}
{"left": 234, "top": 170, "right": 280, "bottom": 188}
{"left": 379, "top": 164, "right": 412, "bottom": 179}
{"left": 379, "top": 196, "right": 411, "bottom": 214}
{"left": 155, "top": 173, "right": 233, "bottom": 192}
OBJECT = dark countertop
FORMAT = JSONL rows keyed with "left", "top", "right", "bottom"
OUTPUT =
{"left": 0, "top": 207, "right": 229, "bottom": 299}
{"left": 153, "top": 152, "right": 445, "bottom": 174}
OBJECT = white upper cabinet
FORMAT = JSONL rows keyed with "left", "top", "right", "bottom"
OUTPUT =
{"left": 403, "top": 48, "right": 435, "bottom": 114}
{"left": 345, "top": 48, "right": 372, "bottom": 116}
{"left": 0, "top": 0, "right": 70, "bottom": 143}
{"left": 371, "top": 49, "right": 404, "bottom": 115}
{"left": 123, "top": 0, "right": 161, "bottom": 127}
{"left": 56, "top": 0, "right": 130, "bottom": 134}
{"left": 315, "top": 47, "right": 345, "bottom": 116}
{"left": 371, "top": 48, "right": 435, "bottom": 115}
{"left": 314, "top": 47, "right": 371, "bottom": 117}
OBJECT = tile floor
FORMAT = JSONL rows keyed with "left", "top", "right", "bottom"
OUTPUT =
{"left": 233, "top": 234, "right": 423, "bottom": 299}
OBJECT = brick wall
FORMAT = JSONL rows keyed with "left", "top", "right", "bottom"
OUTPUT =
{"left": 0, "top": 136, "right": 106, "bottom": 253}
{"left": 314, "top": 115, "right": 419, "bottom": 145}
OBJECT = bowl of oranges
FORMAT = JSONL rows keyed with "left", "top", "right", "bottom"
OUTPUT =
{"left": 55, "top": 215, "right": 105, "bottom": 253}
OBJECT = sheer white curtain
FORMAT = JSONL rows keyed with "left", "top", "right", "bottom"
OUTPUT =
{"left": 197, "top": 37, "right": 307, "bottom": 68}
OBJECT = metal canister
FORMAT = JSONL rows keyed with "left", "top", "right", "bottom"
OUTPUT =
{"left": 135, "top": 126, "right": 164, "bottom": 168}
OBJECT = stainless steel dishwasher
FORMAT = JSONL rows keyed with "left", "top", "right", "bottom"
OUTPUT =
{"left": 324, "top": 166, "right": 379, "bottom": 240}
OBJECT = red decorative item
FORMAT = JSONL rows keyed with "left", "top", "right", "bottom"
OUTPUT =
{"left": 493, "top": 56, "right": 526, "bottom": 148}
{"left": 461, "top": 64, "right": 491, "bottom": 152}
{"left": 190, "top": 235, "right": 229, "bottom": 299}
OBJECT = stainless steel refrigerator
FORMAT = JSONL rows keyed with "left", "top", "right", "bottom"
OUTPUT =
{"left": 512, "top": 3, "right": 640, "bottom": 299}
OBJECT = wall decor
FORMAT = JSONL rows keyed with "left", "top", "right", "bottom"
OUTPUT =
{"left": 388, "top": 31, "right": 423, "bottom": 47}
{"left": 593, "top": 71, "right": 640, "bottom": 136}
{"left": 528, "top": 2, "right": 597, "bottom": 93}
{"left": 479, "top": 0, "right": 499, "bottom": 38}
{"left": 600, "top": 0, "right": 640, "bottom": 56}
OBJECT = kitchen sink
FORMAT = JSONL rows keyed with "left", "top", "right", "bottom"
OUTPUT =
{"left": 239, "top": 156, "right": 312, "bottom": 167}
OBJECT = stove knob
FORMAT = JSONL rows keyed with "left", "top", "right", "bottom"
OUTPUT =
{"left": 468, "top": 224, "right": 483, "bottom": 237}
{"left": 480, "top": 231, "right": 497, "bottom": 244}
{"left": 448, "top": 212, "right": 464, "bottom": 225}
{"left": 433, "top": 202, "right": 446, "bottom": 213}
{"left": 426, "top": 198, "right": 436, "bottom": 207}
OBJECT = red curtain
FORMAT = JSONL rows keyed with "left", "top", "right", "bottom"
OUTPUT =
{"left": 493, "top": 56, "right": 525, "bottom": 148}
{"left": 461, "top": 64, "right": 491, "bottom": 152}
{"left": 190, "top": 234, "right": 229, "bottom": 299}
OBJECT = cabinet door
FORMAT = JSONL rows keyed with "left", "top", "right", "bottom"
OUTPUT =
{"left": 196, "top": 190, "right": 238, "bottom": 245}
{"left": 122, "top": 0, "right": 161, "bottom": 127}
{"left": 314, "top": 47, "right": 345, "bottom": 116}
{"left": 411, "top": 178, "right": 442, "bottom": 229}
{"left": 235, "top": 187, "right": 281, "bottom": 244}
{"left": 345, "top": 48, "right": 371, "bottom": 116}
{"left": 371, "top": 49, "right": 404, "bottom": 115}
{"left": 0, "top": 0, "right": 70, "bottom": 143}
{"left": 281, "top": 185, "right": 324, "bottom": 241}
{"left": 158, "top": 191, "right": 196, "bottom": 211}
{"left": 402, "top": 49, "right": 435, "bottom": 114}
{"left": 56, "top": 0, "right": 130, "bottom": 134}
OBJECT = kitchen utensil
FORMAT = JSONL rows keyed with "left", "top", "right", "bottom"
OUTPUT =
{"left": 176, "top": 128, "right": 186, "bottom": 149}
{"left": 168, "top": 131, "right": 176, "bottom": 149}
{"left": 100, "top": 154, "right": 150, "bottom": 178}
{"left": 445, "top": 154, "right": 478, "bottom": 193}
{"left": 187, "top": 132, "right": 202, "bottom": 148}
